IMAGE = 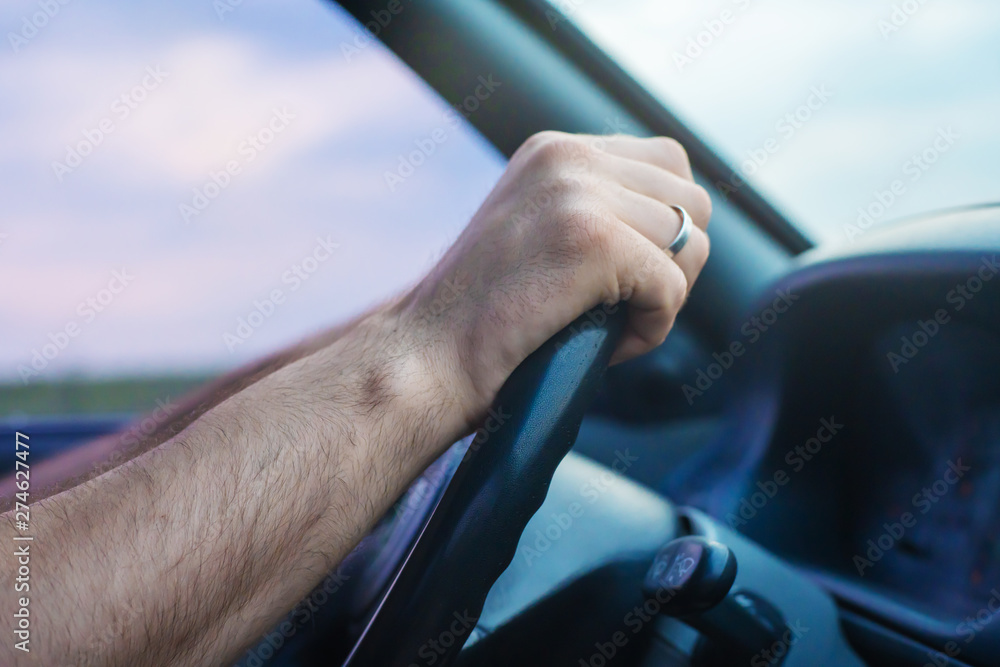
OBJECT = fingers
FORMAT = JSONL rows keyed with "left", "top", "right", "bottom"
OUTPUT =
{"left": 507, "top": 131, "right": 712, "bottom": 364}
{"left": 610, "top": 186, "right": 710, "bottom": 294}
{"left": 601, "top": 153, "right": 712, "bottom": 231}
{"left": 599, "top": 134, "right": 695, "bottom": 181}
{"left": 584, "top": 134, "right": 711, "bottom": 360}
{"left": 415, "top": 130, "right": 715, "bottom": 425}
{"left": 605, "top": 225, "right": 689, "bottom": 365}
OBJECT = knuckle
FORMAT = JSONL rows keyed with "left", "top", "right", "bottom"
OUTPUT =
{"left": 513, "top": 131, "right": 557, "bottom": 164}
{"left": 655, "top": 136, "right": 688, "bottom": 167}
{"left": 524, "top": 132, "right": 581, "bottom": 168}
{"left": 521, "top": 130, "right": 561, "bottom": 150}
{"left": 536, "top": 130, "right": 569, "bottom": 144}
{"left": 554, "top": 168, "right": 591, "bottom": 193}
{"left": 532, "top": 171, "right": 590, "bottom": 210}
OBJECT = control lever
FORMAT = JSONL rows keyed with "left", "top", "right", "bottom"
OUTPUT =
{"left": 643, "top": 537, "right": 790, "bottom": 666}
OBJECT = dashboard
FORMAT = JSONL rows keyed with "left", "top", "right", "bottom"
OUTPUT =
{"left": 703, "top": 205, "right": 1000, "bottom": 662}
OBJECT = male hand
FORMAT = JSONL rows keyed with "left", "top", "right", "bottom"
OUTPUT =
{"left": 400, "top": 131, "right": 711, "bottom": 434}
{"left": 0, "top": 132, "right": 711, "bottom": 667}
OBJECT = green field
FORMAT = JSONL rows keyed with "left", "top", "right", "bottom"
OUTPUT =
{"left": 0, "top": 376, "right": 213, "bottom": 417}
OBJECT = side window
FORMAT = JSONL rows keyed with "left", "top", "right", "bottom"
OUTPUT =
{"left": 0, "top": 1, "right": 506, "bottom": 416}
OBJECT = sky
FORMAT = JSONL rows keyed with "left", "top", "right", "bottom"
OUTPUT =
{"left": 2, "top": 0, "right": 997, "bottom": 383}
{"left": 570, "top": 0, "right": 1000, "bottom": 244}
{"left": 0, "top": 0, "right": 506, "bottom": 383}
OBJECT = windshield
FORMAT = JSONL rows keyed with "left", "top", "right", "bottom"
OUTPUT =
{"left": 562, "top": 0, "right": 999, "bottom": 245}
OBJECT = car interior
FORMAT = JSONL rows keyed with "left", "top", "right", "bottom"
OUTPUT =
{"left": 3, "top": 1, "right": 998, "bottom": 665}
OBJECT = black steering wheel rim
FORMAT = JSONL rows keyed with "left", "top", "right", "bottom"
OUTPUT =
{"left": 343, "top": 305, "right": 627, "bottom": 667}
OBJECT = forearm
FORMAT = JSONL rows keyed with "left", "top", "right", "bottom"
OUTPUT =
{"left": 2, "top": 305, "right": 461, "bottom": 666}
{"left": 0, "top": 131, "right": 709, "bottom": 666}
{"left": 0, "top": 315, "right": 363, "bottom": 508}
{"left": 113, "top": 315, "right": 364, "bottom": 451}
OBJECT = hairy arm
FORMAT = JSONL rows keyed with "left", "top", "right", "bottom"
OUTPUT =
{"left": 8, "top": 307, "right": 462, "bottom": 666}
{"left": 0, "top": 316, "right": 363, "bottom": 508}
{"left": 0, "top": 133, "right": 711, "bottom": 666}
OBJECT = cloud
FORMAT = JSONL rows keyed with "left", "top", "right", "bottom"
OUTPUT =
{"left": 572, "top": 0, "right": 1000, "bottom": 243}
{"left": 0, "top": 0, "right": 506, "bottom": 382}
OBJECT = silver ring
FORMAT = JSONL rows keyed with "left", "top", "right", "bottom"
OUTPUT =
{"left": 665, "top": 205, "right": 692, "bottom": 258}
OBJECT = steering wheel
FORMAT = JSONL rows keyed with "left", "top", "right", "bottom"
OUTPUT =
{"left": 342, "top": 305, "right": 627, "bottom": 666}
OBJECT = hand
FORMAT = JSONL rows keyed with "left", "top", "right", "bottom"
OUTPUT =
{"left": 398, "top": 131, "right": 711, "bottom": 433}
{"left": 0, "top": 133, "right": 708, "bottom": 667}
